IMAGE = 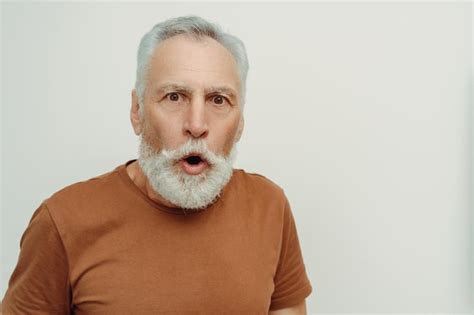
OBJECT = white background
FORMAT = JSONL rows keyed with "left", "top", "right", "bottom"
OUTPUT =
{"left": 1, "top": 2, "right": 472, "bottom": 313}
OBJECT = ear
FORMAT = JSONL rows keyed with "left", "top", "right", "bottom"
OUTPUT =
{"left": 235, "top": 116, "right": 244, "bottom": 143}
{"left": 130, "top": 89, "right": 143, "bottom": 135}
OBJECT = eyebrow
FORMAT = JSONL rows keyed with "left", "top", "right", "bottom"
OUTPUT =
{"left": 155, "top": 83, "right": 238, "bottom": 101}
{"left": 206, "top": 86, "right": 237, "bottom": 100}
{"left": 156, "top": 83, "right": 192, "bottom": 95}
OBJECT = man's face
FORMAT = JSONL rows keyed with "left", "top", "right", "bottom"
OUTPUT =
{"left": 136, "top": 34, "right": 243, "bottom": 169}
{"left": 130, "top": 34, "right": 244, "bottom": 210}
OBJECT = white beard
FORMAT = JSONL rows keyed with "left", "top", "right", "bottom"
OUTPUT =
{"left": 137, "top": 136, "right": 237, "bottom": 211}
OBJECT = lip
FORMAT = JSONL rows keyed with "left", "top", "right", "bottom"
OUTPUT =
{"left": 179, "top": 158, "right": 209, "bottom": 175}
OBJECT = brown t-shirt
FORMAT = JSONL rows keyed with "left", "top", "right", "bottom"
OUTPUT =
{"left": 3, "top": 160, "right": 312, "bottom": 314}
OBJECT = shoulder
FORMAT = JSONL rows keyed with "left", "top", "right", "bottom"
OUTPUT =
{"left": 42, "top": 166, "right": 122, "bottom": 224}
{"left": 38, "top": 165, "right": 126, "bottom": 243}
{"left": 232, "top": 168, "right": 288, "bottom": 206}
{"left": 235, "top": 168, "right": 283, "bottom": 190}
{"left": 46, "top": 168, "right": 117, "bottom": 206}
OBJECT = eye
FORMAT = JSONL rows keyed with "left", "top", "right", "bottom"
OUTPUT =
{"left": 167, "top": 92, "right": 180, "bottom": 102}
{"left": 212, "top": 95, "right": 226, "bottom": 105}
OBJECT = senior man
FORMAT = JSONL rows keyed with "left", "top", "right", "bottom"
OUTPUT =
{"left": 2, "top": 16, "right": 312, "bottom": 314}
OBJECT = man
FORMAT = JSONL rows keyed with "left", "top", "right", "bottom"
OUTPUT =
{"left": 2, "top": 16, "right": 312, "bottom": 314}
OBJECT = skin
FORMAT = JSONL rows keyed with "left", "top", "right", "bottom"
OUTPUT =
{"left": 128, "top": 34, "right": 307, "bottom": 314}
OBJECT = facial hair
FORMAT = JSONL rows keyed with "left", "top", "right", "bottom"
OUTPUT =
{"left": 137, "top": 136, "right": 238, "bottom": 211}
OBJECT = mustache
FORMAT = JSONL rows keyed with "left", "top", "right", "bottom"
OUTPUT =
{"left": 159, "top": 139, "right": 226, "bottom": 166}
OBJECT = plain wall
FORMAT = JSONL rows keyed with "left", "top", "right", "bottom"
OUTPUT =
{"left": 1, "top": 2, "right": 472, "bottom": 313}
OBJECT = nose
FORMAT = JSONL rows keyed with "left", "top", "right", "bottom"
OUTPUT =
{"left": 183, "top": 98, "right": 209, "bottom": 139}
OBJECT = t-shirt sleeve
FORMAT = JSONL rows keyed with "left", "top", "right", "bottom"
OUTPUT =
{"left": 2, "top": 202, "right": 72, "bottom": 314}
{"left": 269, "top": 195, "right": 313, "bottom": 311}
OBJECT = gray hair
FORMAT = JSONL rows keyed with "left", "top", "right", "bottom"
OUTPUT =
{"left": 134, "top": 15, "right": 249, "bottom": 115}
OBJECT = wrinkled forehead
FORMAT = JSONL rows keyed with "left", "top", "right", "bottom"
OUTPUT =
{"left": 147, "top": 34, "right": 241, "bottom": 96}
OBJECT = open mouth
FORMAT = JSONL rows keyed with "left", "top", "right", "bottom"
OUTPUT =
{"left": 182, "top": 153, "right": 207, "bottom": 165}
{"left": 179, "top": 153, "right": 209, "bottom": 175}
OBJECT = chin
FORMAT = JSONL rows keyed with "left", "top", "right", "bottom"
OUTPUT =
{"left": 138, "top": 136, "right": 238, "bottom": 210}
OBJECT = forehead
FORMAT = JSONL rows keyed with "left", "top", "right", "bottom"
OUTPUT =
{"left": 147, "top": 34, "right": 240, "bottom": 95}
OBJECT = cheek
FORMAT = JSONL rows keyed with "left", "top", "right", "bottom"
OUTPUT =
{"left": 142, "top": 122, "right": 162, "bottom": 149}
{"left": 143, "top": 115, "right": 182, "bottom": 150}
{"left": 220, "top": 118, "right": 241, "bottom": 154}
